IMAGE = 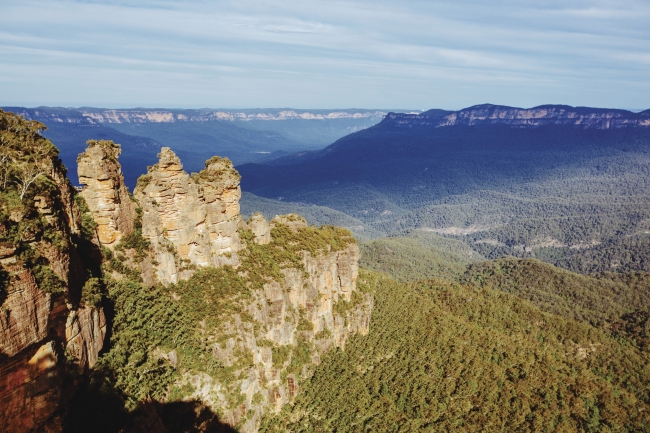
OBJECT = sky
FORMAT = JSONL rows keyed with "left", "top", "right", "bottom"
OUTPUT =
{"left": 1, "top": 0, "right": 649, "bottom": 109}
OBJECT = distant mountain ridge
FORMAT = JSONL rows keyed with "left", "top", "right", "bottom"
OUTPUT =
{"left": 2, "top": 106, "right": 388, "bottom": 124}
{"left": 238, "top": 103, "right": 650, "bottom": 274}
{"left": 0, "top": 106, "right": 397, "bottom": 189}
{"left": 386, "top": 104, "right": 650, "bottom": 129}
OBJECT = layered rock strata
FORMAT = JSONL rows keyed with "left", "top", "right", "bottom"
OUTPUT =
{"left": 0, "top": 135, "right": 106, "bottom": 432}
{"left": 134, "top": 148, "right": 244, "bottom": 284}
{"left": 181, "top": 223, "right": 370, "bottom": 433}
{"left": 0, "top": 238, "right": 107, "bottom": 433}
{"left": 77, "top": 140, "right": 136, "bottom": 247}
{"left": 387, "top": 104, "right": 650, "bottom": 129}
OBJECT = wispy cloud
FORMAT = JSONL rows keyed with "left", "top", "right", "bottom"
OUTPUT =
{"left": 0, "top": 0, "right": 648, "bottom": 108}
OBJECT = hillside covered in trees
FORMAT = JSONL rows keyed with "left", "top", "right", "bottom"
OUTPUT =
{"left": 261, "top": 270, "right": 650, "bottom": 432}
{"left": 2, "top": 107, "right": 649, "bottom": 432}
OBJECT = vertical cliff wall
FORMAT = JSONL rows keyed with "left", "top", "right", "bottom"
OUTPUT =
{"left": 169, "top": 216, "right": 372, "bottom": 433}
{"left": 0, "top": 110, "right": 106, "bottom": 432}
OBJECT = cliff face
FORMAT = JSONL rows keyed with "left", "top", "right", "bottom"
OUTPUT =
{"left": 0, "top": 110, "right": 106, "bottom": 432}
{"left": 176, "top": 217, "right": 370, "bottom": 433}
{"left": 386, "top": 104, "right": 650, "bottom": 129}
{"left": 4, "top": 107, "right": 387, "bottom": 125}
{"left": 133, "top": 148, "right": 244, "bottom": 284}
{"left": 76, "top": 143, "right": 370, "bottom": 432}
{"left": 0, "top": 115, "right": 370, "bottom": 432}
{"left": 77, "top": 140, "right": 136, "bottom": 248}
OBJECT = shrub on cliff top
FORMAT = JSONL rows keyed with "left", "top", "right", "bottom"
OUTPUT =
{"left": 192, "top": 155, "right": 241, "bottom": 183}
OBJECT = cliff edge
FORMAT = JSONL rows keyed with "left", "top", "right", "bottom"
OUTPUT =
{"left": 0, "top": 110, "right": 106, "bottom": 432}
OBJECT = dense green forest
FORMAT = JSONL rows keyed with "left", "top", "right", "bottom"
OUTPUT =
{"left": 261, "top": 269, "right": 650, "bottom": 432}
{"left": 462, "top": 258, "right": 650, "bottom": 345}
{"left": 360, "top": 230, "right": 484, "bottom": 282}
{"left": 239, "top": 123, "right": 650, "bottom": 220}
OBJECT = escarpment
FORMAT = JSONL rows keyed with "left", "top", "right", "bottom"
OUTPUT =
{"left": 173, "top": 222, "right": 370, "bottom": 432}
{"left": 386, "top": 104, "right": 650, "bottom": 129}
{"left": 0, "top": 110, "right": 106, "bottom": 432}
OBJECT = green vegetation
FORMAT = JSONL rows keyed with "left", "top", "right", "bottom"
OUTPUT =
{"left": 235, "top": 223, "right": 354, "bottom": 290}
{"left": 114, "top": 207, "right": 149, "bottom": 258}
{"left": 78, "top": 139, "right": 121, "bottom": 162}
{"left": 463, "top": 258, "right": 650, "bottom": 327}
{"left": 89, "top": 218, "right": 358, "bottom": 425}
{"left": 361, "top": 230, "right": 484, "bottom": 282}
{"left": 463, "top": 257, "right": 650, "bottom": 350}
{"left": 261, "top": 269, "right": 650, "bottom": 432}
{"left": 192, "top": 155, "right": 241, "bottom": 183}
{"left": 74, "top": 195, "right": 98, "bottom": 242}
{"left": 240, "top": 192, "right": 384, "bottom": 241}
{"left": 0, "top": 109, "right": 100, "bottom": 302}
{"left": 97, "top": 277, "right": 196, "bottom": 409}
{"left": 81, "top": 277, "right": 103, "bottom": 307}
{"left": 168, "top": 266, "right": 249, "bottom": 328}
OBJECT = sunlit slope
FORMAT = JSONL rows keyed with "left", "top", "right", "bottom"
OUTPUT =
{"left": 261, "top": 270, "right": 650, "bottom": 432}
{"left": 360, "top": 230, "right": 484, "bottom": 281}
{"left": 463, "top": 257, "right": 650, "bottom": 330}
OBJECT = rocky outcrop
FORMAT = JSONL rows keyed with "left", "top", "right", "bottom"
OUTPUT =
{"left": 247, "top": 213, "right": 271, "bottom": 245}
{"left": 88, "top": 145, "right": 370, "bottom": 432}
{"left": 134, "top": 148, "right": 244, "bottom": 284}
{"left": 78, "top": 140, "right": 136, "bottom": 247}
{"left": 386, "top": 104, "right": 650, "bottom": 129}
{"left": 0, "top": 268, "right": 51, "bottom": 358}
{"left": 0, "top": 110, "right": 106, "bottom": 433}
{"left": 0, "top": 229, "right": 106, "bottom": 433}
{"left": 180, "top": 233, "right": 370, "bottom": 433}
{"left": 65, "top": 306, "right": 107, "bottom": 369}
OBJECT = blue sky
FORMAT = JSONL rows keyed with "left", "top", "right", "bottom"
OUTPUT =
{"left": 1, "top": 0, "right": 648, "bottom": 109}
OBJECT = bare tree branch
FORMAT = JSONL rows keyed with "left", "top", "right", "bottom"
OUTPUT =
{"left": 12, "top": 161, "right": 46, "bottom": 200}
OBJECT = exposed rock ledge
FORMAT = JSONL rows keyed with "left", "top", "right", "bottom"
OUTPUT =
{"left": 386, "top": 104, "right": 650, "bottom": 129}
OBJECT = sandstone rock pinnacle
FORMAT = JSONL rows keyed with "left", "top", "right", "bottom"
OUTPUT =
{"left": 77, "top": 140, "right": 136, "bottom": 247}
{"left": 134, "top": 147, "right": 245, "bottom": 284}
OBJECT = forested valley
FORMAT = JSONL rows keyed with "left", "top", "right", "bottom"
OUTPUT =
{"left": 2, "top": 105, "right": 650, "bottom": 432}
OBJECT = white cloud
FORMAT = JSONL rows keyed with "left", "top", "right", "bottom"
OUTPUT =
{"left": 0, "top": 0, "right": 648, "bottom": 108}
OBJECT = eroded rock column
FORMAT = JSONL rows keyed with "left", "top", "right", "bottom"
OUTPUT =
{"left": 78, "top": 140, "right": 135, "bottom": 248}
{"left": 134, "top": 148, "right": 244, "bottom": 284}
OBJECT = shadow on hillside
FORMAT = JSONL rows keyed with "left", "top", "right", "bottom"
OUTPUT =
{"left": 129, "top": 400, "right": 239, "bottom": 433}
{"left": 63, "top": 367, "right": 238, "bottom": 433}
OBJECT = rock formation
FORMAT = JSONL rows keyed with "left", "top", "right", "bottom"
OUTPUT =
{"left": 134, "top": 148, "right": 244, "bottom": 284}
{"left": 1, "top": 108, "right": 370, "bottom": 433}
{"left": 77, "top": 139, "right": 136, "bottom": 248}
{"left": 77, "top": 143, "right": 370, "bottom": 432}
{"left": 387, "top": 104, "right": 650, "bottom": 129}
{"left": 177, "top": 217, "right": 370, "bottom": 433}
{"left": 247, "top": 213, "right": 271, "bottom": 245}
{"left": 0, "top": 111, "right": 106, "bottom": 432}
